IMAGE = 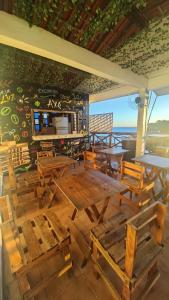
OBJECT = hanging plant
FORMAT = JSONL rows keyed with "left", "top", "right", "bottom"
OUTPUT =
{"left": 13, "top": 0, "right": 146, "bottom": 46}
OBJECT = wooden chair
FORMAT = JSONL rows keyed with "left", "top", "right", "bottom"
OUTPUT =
{"left": 90, "top": 201, "right": 167, "bottom": 300}
{"left": 83, "top": 151, "right": 107, "bottom": 173}
{"left": 11, "top": 182, "right": 57, "bottom": 219}
{"left": 2, "top": 210, "right": 72, "bottom": 299}
{"left": 120, "top": 161, "right": 155, "bottom": 207}
{"left": 37, "top": 150, "right": 54, "bottom": 159}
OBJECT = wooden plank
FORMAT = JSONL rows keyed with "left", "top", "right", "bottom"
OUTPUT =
{"left": 99, "top": 225, "right": 125, "bottom": 250}
{"left": 21, "top": 220, "right": 43, "bottom": 261}
{"left": 22, "top": 261, "right": 72, "bottom": 300}
{"left": 90, "top": 232, "right": 129, "bottom": 284}
{"left": 92, "top": 212, "right": 127, "bottom": 239}
{"left": 94, "top": 261, "right": 121, "bottom": 300}
{"left": 2, "top": 222, "right": 23, "bottom": 273}
{"left": 154, "top": 202, "right": 167, "bottom": 243}
{"left": 17, "top": 274, "right": 31, "bottom": 296}
{"left": 124, "top": 223, "right": 137, "bottom": 278}
{"left": 108, "top": 232, "right": 151, "bottom": 265}
{"left": 44, "top": 211, "right": 69, "bottom": 243}
{"left": 123, "top": 167, "right": 142, "bottom": 180}
{"left": 134, "top": 238, "right": 162, "bottom": 277}
{"left": 108, "top": 240, "right": 125, "bottom": 264}
{"left": 34, "top": 214, "right": 57, "bottom": 250}
{"left": 123, "top": 161, "right": 144, "bottom": 172}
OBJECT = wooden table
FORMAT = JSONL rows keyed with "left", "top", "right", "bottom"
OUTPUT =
{"left": 97, "top": 148, "right": 129, "bottom": 175}
{"left": 54, "top": 168, "right": 128, "bottom": 223}
{"left": 38, "top": 155, "right": 75, "bottom": 180}
{"left": 133, "top": 154, "right": 169, "bottom": 199}
{"left": 2, "top": 210, "right": 72, "bottom": 299}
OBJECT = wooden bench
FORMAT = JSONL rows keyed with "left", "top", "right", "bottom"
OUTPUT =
{"left": 2, "top": 210, "right": 72, "bottom": 299}
{"left": 90, "top": 202, "right": 167, "bottom": 300}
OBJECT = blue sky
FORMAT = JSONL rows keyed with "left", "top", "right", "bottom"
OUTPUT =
{"left": 89, "top": 93, "right": 169, "bottom": 127}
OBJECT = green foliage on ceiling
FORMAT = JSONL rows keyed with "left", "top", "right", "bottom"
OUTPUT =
{"left": 0, "top": 44, "right": 89, "bottom": 89}
{"left": 13, "top": 0, "right": 146, "bottom": 46}
{"left": 0, "top": 44, "right": 116, "bottom": 94}
{"left": 107, "top": 15, "right": 169, "bottom": 75}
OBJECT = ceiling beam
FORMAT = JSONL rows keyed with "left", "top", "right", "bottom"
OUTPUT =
{"left": 0, "top": 11, "right": 148, "bottom": 89}
{"left": 89, "top": 85, "right": 138, "bottom": 102}
{"left": 148, "top": 70, "right": 169, "bottom": 90}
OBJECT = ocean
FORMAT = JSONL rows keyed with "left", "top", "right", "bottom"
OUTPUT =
{"left": 113, "top": 127, "right": 137, "bottom": 133}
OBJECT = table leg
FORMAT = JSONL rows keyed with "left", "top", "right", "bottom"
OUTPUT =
{"left": 91, "top": 205, "right": 100, "bottom": 219}
{"left": 71, "top": 208, "right": 78, "bottom": 220}
{"left": 97, "top": 196, "right": 110, "bottom": 224}
{"left": 85, "top": 208, "right": 95, "bottom": 222}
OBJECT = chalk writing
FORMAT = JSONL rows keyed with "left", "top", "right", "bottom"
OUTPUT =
{"left": 0, "top": 91, "right": 15, "bottom": 105}
{"left": 14, "top": 134, "right": 20, "bottom": 142}
{"left": 38, "top": 88, "right": 59, "bottom": 95}
{"left": 47, "top": 99, "right": 72, "bottom": 110}
{"left": 47, "top": 99, "right": 59, "bottom": 109}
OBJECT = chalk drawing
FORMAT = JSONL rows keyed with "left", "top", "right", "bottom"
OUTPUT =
{"left": 11, "top": 114, "right": 19, "bottom": 125}
{"left": 34, "top": 100, "right": 40, "bottom": 107}
{"left": 22, "top": 131, "right": 29, "bottom": 137}
{"left": 0, "top": 106, "right": 12, "bottom": 116}
{"left": 22, "top": 121, "right": 27, "bottom": 128}
{"left": 8, "top": 129, "right": 16, "bottom": 136}
{"left": 16, "top": 106, "right": 23, "bottom": 112}
{"left": 17, "top": 95, "right": 29, "bottom": 104}
{"left": 25, "top": 113, "right": 31, "bottom": 119}
{"left": 16, "top": 87, "right": 23, "bottom": 94}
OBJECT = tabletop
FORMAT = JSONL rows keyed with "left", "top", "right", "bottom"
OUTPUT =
{"left": 55, "top": 168, "right": 127, "bottom": 211}
{"left": 97, "top": 148, "right": 129, "bottom": 156}
{"left": 38, "top": 155, "right": 75, "bottom": 169}
{"left": 133, "top": 154, "right": 169, "bottom": 169}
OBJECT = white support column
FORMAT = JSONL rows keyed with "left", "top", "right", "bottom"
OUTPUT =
{"left": 136, "top": 89, "right": 149, "bottom": 157}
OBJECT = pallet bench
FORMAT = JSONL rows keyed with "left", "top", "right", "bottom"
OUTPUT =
{"left": 90, "top": 202, "right": 167, "bottom": 300}
{"left": 2, "top": 210, "right": 72, "bottom": 299}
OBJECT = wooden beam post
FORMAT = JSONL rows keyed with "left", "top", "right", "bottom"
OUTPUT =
{"left": 136, "top": 89, "right": 149, "bottom": 157}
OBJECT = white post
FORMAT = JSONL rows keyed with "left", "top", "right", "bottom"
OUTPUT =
{"left": 136, "top": 89, "right": 149, "bottom": 157}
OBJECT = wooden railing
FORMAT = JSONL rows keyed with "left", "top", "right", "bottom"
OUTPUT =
{"left": 89, "top": 131, "right": 136, "bottom": 148}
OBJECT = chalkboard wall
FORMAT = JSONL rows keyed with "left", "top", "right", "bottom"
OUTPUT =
{"left": 0, "top": 81, "right": 89, "bottom": 170}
